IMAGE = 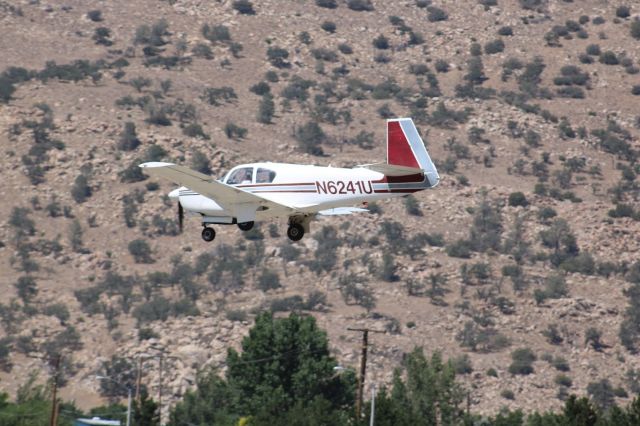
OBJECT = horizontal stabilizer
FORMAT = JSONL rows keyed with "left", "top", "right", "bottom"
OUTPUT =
{"left": 318, "top": 207, "right": 369, "bottom": 216}
{"left": 357, "top": 163, "right": 425, "bottom": 176}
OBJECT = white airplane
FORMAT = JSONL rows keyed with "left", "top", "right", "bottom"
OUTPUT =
{"left": 139, "top": 118, "right": 439, "bottom": 242}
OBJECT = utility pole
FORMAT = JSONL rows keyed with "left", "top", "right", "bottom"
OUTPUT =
{"left": 347, "top": 327, "right": 384, "bottom": 420}
{"left": 158, "top": 352, "right": 164, "bottom": 424}
{"left": 136, "top": 356, "right": 143, "bottom": 405}
{"left": 370, "top": 384, "right": 376, "bottom": 426}
{"left": 49, "top": 355, "right": 61, "bottom": 426}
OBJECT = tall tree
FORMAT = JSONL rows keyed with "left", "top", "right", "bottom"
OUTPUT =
{"left": 169, "top": 312, "right": 355, "bottom": 425}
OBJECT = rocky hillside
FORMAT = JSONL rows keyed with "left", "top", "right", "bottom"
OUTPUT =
{"left": 1, "top": 0, "right": 639, "bottom": 417}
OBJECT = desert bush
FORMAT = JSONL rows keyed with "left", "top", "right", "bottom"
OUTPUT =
{"left": 42, "top": 303, "right": 70, "bottom": 324}
{"left": 257, "top": 268, "right": 281, "bottom": 291}
{"left": 404, "top": 195, "right": 422, "bottom": 216}
{"left": 224, "top": 122, "right": 248, "bottom": 139}
{"left": 250, "top": 81, "right": 270, "bottom": 96}
{"left": 118, "top": 122, "right": 140, "bottom": 151}
{"left": 87, "top": 9, "right": 102, "bottom": 21}
{"left": 183, "top": 123, "right": 209, "bottom": 140}
{"left": 543, "top": 323, "right": 563, "bottom": 344}
{"left": 145, "top": 105, "right": 171, "bottom": 126}
{"left": 338, "top": 43, "right": 353, "bottom": 54}
{"left": 269, "top": 296, "right": 305, "bottom": 313}
{"left": 191, "top": 150, "right": 211, "bottom": 174}
{"left": 434, "top": 59, "right": 449, "bottom": 73}
{"left": 257, "top": 94, "right": 275, "bottom": 124}
{"left": 93, "top": 27, "right": 113, "bottom": 46}
{"left": 128, "top": 239, "right": 154, "bottom": 263}
{"left": 340, "top": 278, "right": 376, "bottom": 311}
{"left": 509, "top": 348, "right": 536, "bottom": 375}
{"left": 501, "top": 389, "right": 515, "bottom": 400}
{"left": 266, "top": 46, "right": 290, "bottom": 68}
{"left": 373, "top": 34, "right": 389, "bottom": 49}
{"left": 226, "top": 309, "right": 248, "bottom": 322}
{"left": 556, "top": 86, "right": 584, "bottom": 98}
{"left": 311, "top": 48, "right": 338, "bottom": 62}
{"left": 133, "top": 296, "right": 171, "bottom": 324}
{"left": 321, "top": 21, "right": 336, "bottom": 33}
{"left": 202, "top": 24, "right": 231, "bottom": 43}
{"left": 347, "top": 0, "right": 374, "bottom": 11}
{"left": 585, "top": 327, "right": 604, "bottom": 350}
{"left": 519, "top": 0, "right": 542, "bottom": 10}
{"left": 470, "top": 43, "right": 482, "bottom": 56}
{"left": 508, "top": 192, "right": 528, "bottom": 207}
{"left": 484, "top": 39, "right": 505, "bottom": 54}
{"left": 68, "top": 219, "right": 85, "bottom": 253}
{"left": 446, "top": 239, "right": 472, "bottom": 258}
{"left": 632, "top": 21, "right": 640, "bottom": 40}
{"left": 139, "top": 327, "right": 159, "bottom": 341}
{"left": 295, "top": 121, "right": 325, "bottom": 155}
{"left": 316, "top": 0, "right": 337, "bottom": 8}
{"left": 0, "top": 76, "right": 16, "bottom": 103}
{"left": 427, "top": 6, "right": 448, "bottom": 22}
{"left": 71, "top": 174, "right": 92, "bottom": 203}
{"left": 498, "top": 26, "right": 513, "bottom": 36}
{"left": 232, "top": 0, "right": 255, "bottom": 14}
{"left": 616, "top": 6, "right": 631, "bottom": 18}
{"left": 452, "top": 354, "right": 473, "bottom": 374}
{"left": 192, "top": 43, "right": 213, "bottom": 59}
{"left": 587, "top": 379, "right": 615, "bottom": 410}
{"left": 201, "top": 86, "right": 237, "bottom": 106}
{"left": 428, "top": 102, "right": 471, "bottom": 128}
{"left": 556, "top": 374, "right": 573, "bottom": 387}
{"left": 599, "top": 51, "right": 619, "bottom": 65}
{"left": 15, "top": 276, "right": 37, "bottom": 304}
{"left": 585, "top": 44, "right": 601, "bottom": 56}
{"left": 134, "top": 19, "right": 169, "bottom": 47}
{"left": 632, "top": 85, "right": 640, "bottom": 96}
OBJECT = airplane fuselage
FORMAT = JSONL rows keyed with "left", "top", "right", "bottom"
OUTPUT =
{"left": 174, "top": 162, "right": 433, "bottom": 223}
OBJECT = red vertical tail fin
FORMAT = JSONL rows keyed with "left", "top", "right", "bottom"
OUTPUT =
{"left": 386, "top": 118, "right": 439, "bottom": 185}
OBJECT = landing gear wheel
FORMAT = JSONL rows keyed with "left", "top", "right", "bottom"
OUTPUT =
{"left": 237, "top": 221, "right": 254, "bottom": 231}
{"left": 201, "top": 227, "right": 216, "bottom": 242}
{"left": 287, "top": 223, "right": 304, "bottom": 241}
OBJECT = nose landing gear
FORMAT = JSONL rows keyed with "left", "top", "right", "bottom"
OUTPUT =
{"left": 237, "top": 221, "right": 254, "bottom": 231}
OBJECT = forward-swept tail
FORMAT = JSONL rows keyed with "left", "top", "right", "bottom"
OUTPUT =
{"left": 356, "top": 118, "right": 439, "bottom": 187}
{"left": 387, "top": 118, "right": 439, "bottom": 185}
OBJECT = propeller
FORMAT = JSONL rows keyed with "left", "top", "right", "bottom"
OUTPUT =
{"left": 178, "top": 202, "right": 184, "bottom": 233}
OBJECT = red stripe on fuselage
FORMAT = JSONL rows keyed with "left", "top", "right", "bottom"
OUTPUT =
{"left": 373, "top": 188, "right": 422, "bottom": 194}
{"left": 236, "top": 182, "right": 315, "bottom": 188}
{"left": 249, "top": 190, "right": 317, "bottom": 193}
{"left": 388, "top": 121, "right": 420, "bottom": 168}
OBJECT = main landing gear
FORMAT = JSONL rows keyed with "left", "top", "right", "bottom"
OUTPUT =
{"left": 287, "top": 223, "right": 304, "bottom": 241}
{"left": 287, "top": 215, "right": 310, "bottom": 242}
{"left": 201, "top": 226, "right": 216, "bottom": 242}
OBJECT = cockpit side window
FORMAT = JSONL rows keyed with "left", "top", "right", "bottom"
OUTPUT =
{"left": 227, "top": 167, "right": 254, "bottom": 185}
{"left": 256, "top": 168, "right": 276, "bottom": 183}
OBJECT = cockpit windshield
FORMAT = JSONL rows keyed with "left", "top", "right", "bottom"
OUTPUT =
{"left": 226, "top": 167, "right": 254, "bottom": 185}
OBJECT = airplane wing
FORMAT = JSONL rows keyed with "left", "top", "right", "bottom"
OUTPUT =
{"left": 139, "top": 162, "right": 296, "bottom": 221}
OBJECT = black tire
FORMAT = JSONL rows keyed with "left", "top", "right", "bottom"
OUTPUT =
{"left": 201, "top": 227, "right": 216, "bottom": 242}
{"left": 237, "top": 221, "right": 254, "bottom": 231}
{"left": 287, "top": 223, "right": 304, "bottom": 241}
